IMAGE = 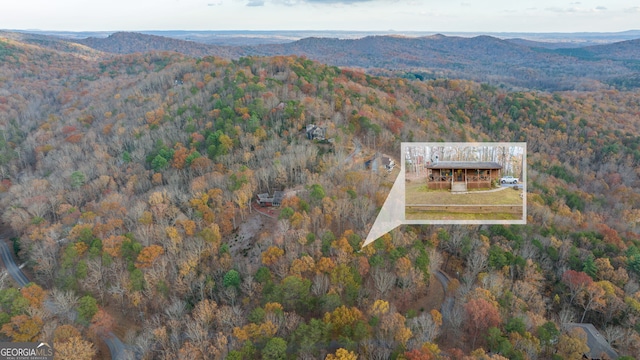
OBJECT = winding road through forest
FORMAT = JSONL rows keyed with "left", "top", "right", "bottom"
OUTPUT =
{"left": 434, "top": 270, "right": 455, "bottom": 320}
{"left": 0, "top": 240, "right": 29, "bottom": 287}
{"left": 0, "top": 238, "right": 130, "bottom": 360}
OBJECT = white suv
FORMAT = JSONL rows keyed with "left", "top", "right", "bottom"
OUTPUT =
{"left": 500, "top": 176, "right": 519, "bottom": 184}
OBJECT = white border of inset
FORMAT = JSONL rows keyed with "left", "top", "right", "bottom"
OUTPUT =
{"left": 363, "top": 142, "right": 527, "bottom": 247}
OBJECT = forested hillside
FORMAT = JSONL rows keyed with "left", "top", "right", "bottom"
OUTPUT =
{"left": 26, "top": 30, "right": 640, "bottom": 92}
{"left": 246, "top": 35, "right": 640, "bottom": 91}
{"left": 1, "top": 33, "right": 640, "bottom": 359}
{"left": 75, "top": 32, "right": 241, "bottom": 59}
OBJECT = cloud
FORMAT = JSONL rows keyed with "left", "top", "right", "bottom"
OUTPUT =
{"left": 460, "top": 2, "right": 470, "bottom": 6}
{"left": 260, "top": 0, "right": 377, "bottom": 6}
{"left": 545, "top": 6, "right": 606, "bottom": 13}
{"left": 252, "top": 0, "right": 411, "bottom": 7}
{"left": 626, "top": 6, "right": 640, "bottom": 12}
{"left": 304, "top": 0, "right": 373, "bottom": 3}
{"left": 545, "top": 7, "right": 577, "bottom": 13}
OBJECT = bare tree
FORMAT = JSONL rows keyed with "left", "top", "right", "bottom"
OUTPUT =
{"left": 164, "top": 298, "right": 186, "bottom": 321}
{"left": 280, "top": 312, "right": 303, "bottom": 338}
{"left": 438, "top": 225, "right": 469, "bottom": 262}
{"left": 39, "top": 320, "right": 59, "bottom": 344}
{"left": 603, "top": 325, "right": 628, "bottom": 348}
{"left": 428, "top": 249, "right": 443, "bottom": 276}
{"left": 464, "top": 246, "right": 488, "bottom": 283}
{"left": 107, "top": 281, "right": 127, "bottom": 310}
{"left": 184, "top": 321, "right": 208, "bottom": 350}
{"left": 133, "top": 328, "right": 155, "bottom": 359}
{"left": 29, "top": 241, "right": 57, "bottom": 283}
{"left": 49, "top": 288, "right": 79, "bottom": 322}
{"left": 372, "top": 269, "right": 396, "bottom": 298}
{"left": 81, "top": 258, "right": 106, "bottom": 302}
{"left": 0, "top": 271, "right": 8, "bottom": 290}
{"left": 333, "top": 198, "right": 352, "bottom": 234}
{"left": 359, "top": 339, "right": 393, "bottom": 360}
{"left": 407, "top": 312, "right": 440, "bottom": 343}
{"left": 311, "top": 274, "right": 329, "bottom": 297}
{"left": 221, "top": 287, "right": 238, "bottom": 306}
{"left": 297, "top": 351, "right": 318, "bottom": 360}
{"left": 444, "top": 301, "right": 464, "bottom": 336}
{"left": 352, "top": 196, "right": 374, "bottom": 231}
{"left": 240, "top": 275, "right": 259, "bottom": 299}
{"left": 624, "top": 278, "right": 639, "bottom": 295}
{"left": 558, "top": 305, "right": 578, "bottom": 324}
{"left": 216, "top": 305, "right": 244, "bottom": 334}
{"left": 480, "top": 271, "right": 506, "bottom": 298}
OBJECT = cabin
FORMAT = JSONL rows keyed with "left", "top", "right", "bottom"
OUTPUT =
{"left": 256, "top": 191, "right": 284, "bottom": 207}
{"left": 306, "top": 124, "right": 326, "bottom": 141}
{"left": 365, "top": 154, "right": 395, "bottom": 173}
{"left": 563, "top": 323, "right": 619, "bottom": 360}
{"left": 381, "top": 155, "right": 395, "bottom": 172}
{"left": 425, "top": 161, "right": 502, "bottom": 192}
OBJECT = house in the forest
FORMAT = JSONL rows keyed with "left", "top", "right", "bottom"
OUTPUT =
{"left": 256, "top": 191, "right": 285, "bottom": 207}
{"left": 381, "top": 155, "right": 395, "bottom": 172}
{"left": 425, "top": 161, "right": 502, "bottom": 192}
{"left": 563, "top": 323, "right": 619, "bottom": 360}
{"left": 306, "top": 124, "right": 326, "bottom": 141}
{"left": 365, "top": 153, "right": 395, "bottom": 173}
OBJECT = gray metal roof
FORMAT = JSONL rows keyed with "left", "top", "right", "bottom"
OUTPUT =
{"left": 273, "top": 191, "right": 285, "bottom": 203}
{"left": 563, "top": 323, "right": 619, "bottom": 360}
{"left": 426, "top": 161, "right": 502, "bottom": 169}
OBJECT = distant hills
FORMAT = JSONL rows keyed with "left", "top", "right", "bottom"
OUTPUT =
{"left": 14, "top": 29, "right": 640, "bottom": 45}
{"left": 243, "top": 35, "right": 640, "bottom": 90}
{"left": 74, "top": 31, "right": 240, "bottom": 58}
{"left": 4, "top": 29, "right": 640, "bottom": 91}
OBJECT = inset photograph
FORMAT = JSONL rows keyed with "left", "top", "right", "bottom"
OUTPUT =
{"left": 404, "top": 142, "right": 526, "bottom": 224}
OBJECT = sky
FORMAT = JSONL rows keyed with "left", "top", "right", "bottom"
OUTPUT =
{"left": 2, "top": 0, "right": 639, "bottom": 33}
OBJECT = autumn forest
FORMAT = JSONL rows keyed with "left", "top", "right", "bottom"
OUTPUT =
{"left": 1, "top": 31, "right": 640, "bottom": 359}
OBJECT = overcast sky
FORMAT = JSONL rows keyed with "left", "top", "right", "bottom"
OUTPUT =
{"left": 2, "top": 0, "right": 639, "bottom": 33}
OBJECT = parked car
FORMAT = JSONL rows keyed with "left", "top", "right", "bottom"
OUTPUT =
{"left": 500, "top": 176, "right": 519, "bottom": 184}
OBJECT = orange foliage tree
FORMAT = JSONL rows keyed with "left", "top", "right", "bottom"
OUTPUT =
{"left": 135, "top": 245, "right": 165, "bottom": 269}
{"left": 1, "top": 315, "right": 43, "bottom": 342}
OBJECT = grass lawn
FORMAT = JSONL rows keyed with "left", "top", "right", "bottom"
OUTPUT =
{"left": 405, "top": 181, "right": 524, "bottom": 221}
{"left": 405, "top": 182, "right": 522, "bottom": 205}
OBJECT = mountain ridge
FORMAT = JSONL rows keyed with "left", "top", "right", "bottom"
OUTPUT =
{"left": 78, "top": 33, "right": 637, "bottom": 91}
{"left": 74, "top": 31, "right": 242, "bottom": 58}
{"left": 4, "top": 29, "right": 640, "bottom": 91}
